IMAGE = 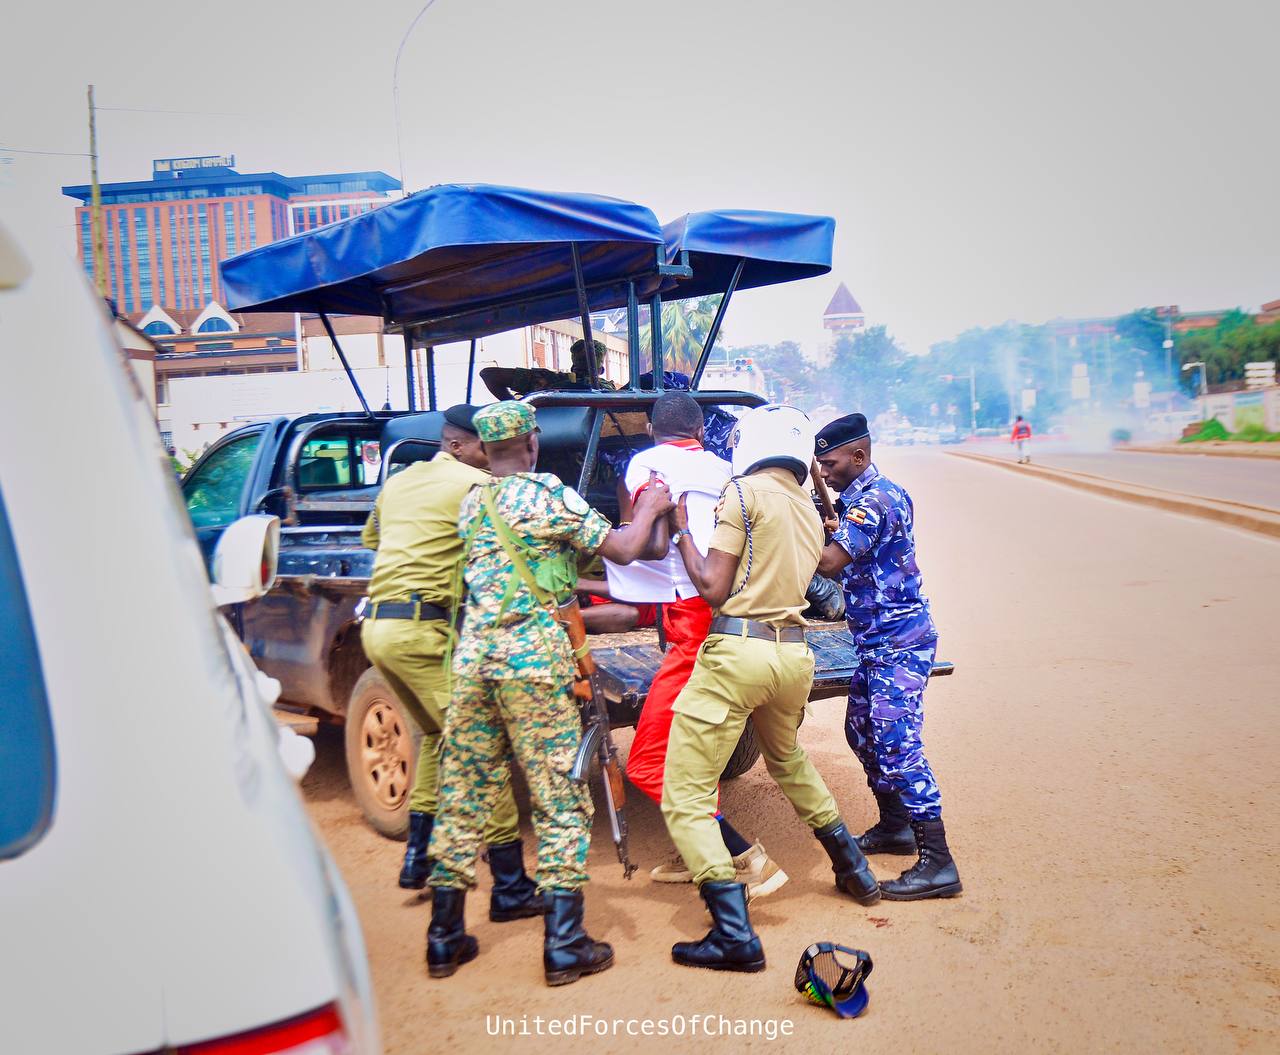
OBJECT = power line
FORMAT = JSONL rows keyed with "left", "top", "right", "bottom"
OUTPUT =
{"left": 0, "top": 145, "right": 92, "bottom": 157}
{"left": 97, "top": 106, "right": 248, "bottom": 117}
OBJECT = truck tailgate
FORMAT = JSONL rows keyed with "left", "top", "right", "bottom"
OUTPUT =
{"left": 593, "top": 625, "right": 954, "bottom": 727}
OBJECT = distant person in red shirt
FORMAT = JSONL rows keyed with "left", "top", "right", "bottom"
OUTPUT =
{"left": 1011, "top": 416, "right": 1032, "bottom": 463}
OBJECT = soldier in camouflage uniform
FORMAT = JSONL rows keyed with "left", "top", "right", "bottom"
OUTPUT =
{"left": 426, "top": 401, "right": 673, "bottom": 986}
{"left": 815, "top": 412, "right": 962, "bottom": 901}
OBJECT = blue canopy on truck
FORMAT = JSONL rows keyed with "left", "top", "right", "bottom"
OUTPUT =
{"left": 220, "top": 183, "right": 667, "bottom": 343}
{"left": 659, "top": 209, "right": 834, "bottom": 301}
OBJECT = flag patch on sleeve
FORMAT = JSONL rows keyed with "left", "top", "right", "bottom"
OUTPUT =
{"left": 846, "top": 509, "right": 868, "bottom": 525}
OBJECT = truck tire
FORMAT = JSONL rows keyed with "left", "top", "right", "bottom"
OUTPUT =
{"left": 344, "top": 666, "right": 421, "bottom": 839}
{"left": 720, "top": 719, "right": 761, "bottom": 780}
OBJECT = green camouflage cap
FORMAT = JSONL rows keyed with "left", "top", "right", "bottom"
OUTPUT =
{"left": 474, "top": 400, "right": 538, "bottom": 442}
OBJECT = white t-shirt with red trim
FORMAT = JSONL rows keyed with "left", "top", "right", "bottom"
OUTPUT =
{"left": 604, "top": 439, "right": 732, "bottom": 602}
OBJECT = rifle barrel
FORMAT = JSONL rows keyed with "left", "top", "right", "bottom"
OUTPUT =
{"left": 811, "top": 459, "right": 838, "bottom": 523}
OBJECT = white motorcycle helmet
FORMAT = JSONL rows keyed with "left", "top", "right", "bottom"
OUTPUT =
{"left": 730, "top": 403, "right": 816, "bottom": 483}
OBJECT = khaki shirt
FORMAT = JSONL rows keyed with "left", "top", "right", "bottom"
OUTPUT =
{"left": 708, "top": 468, "right": 823, "bottom": 627}
{"left": 361, "top": 451, "right": 489, "bottom": 605}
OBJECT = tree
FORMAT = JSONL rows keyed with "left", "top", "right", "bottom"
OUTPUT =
{"left": 1175, "top": 311, "right": 1280, "bottom": 392}
{"left": 639, "top": 296, "right": 721, "bottom": 377}
{"left": 823, "top": 326, "right": 911, "bottom": 420}
{"left": 1114, "top": 309, "right": 1167, "bottom": 359}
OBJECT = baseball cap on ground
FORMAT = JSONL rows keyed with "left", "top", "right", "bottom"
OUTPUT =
{"left": 473, "top": 401, "right": 538, "bottom": 443}
{"left": 794, "top": 942, "right": 873, "bottom": 1019}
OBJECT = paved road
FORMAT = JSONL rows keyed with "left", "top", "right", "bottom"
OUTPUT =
{"left": 304, "top": 449, "right": 1280, "bottom": 1054}
{"left": 974, "top": 444, "right": 1280, "bottom": 508}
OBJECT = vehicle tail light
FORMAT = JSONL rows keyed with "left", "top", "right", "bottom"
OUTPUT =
{"left": 177, "top": 1003, "right": 352, "bottom": 1054}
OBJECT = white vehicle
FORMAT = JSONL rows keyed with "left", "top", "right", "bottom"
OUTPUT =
{"left": 0, "top": 216, "right": 379, "bottom": 1055}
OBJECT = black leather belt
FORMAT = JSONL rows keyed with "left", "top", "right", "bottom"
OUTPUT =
{"left": 708, "top": 615, "right": 806, "bottom": 643}
{"left": 369, "top": 599, "right": 450, "bottom": 621}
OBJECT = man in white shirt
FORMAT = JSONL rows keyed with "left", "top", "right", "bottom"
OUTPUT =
{"left": 605, "top": 393, "right": 786, "bottom": 900}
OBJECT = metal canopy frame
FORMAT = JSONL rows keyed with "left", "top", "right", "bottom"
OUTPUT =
{"left": 525, "top": 388, "right": 767, "bottom": 494}
{"left": 690, "top": 257, "right": 745, "bottom": 389}
{"left": 386, "top": 242, "right": 692, "bottom": 408}
{"left": 318, "top": 312, "right": 373, "bottom": 418}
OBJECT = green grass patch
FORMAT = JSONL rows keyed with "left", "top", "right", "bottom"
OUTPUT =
{"left": 1229, "top": 423, "right": 1280, "bottom": 443}
{"left": 1179, "top": 418, "right": 1229, "bottom": 443}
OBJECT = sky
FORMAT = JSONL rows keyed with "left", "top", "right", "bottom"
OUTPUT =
{"left": 2, "top": 0, "right": 1277, "bottom": 356}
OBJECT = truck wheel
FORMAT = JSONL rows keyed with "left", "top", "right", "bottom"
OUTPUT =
{"left": 720, "top": 719, "right": 761, "bottom": 780}
{"left": 344, "top": 667, "right": 421, "bottom": 839}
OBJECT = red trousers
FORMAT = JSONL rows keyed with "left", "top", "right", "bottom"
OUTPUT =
{"left": 627, "top": 595, "right": 715, "bottom": 805}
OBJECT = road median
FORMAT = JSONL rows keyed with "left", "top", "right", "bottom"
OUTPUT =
{"left": 947, "top": 449, "right": 1280, "bottom": 540}
{"left": 1119, "top": 441, "right": 1280, "bottom": 459}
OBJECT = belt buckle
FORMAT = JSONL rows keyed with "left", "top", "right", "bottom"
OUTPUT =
{"left": 354, "top": 596, "right": 370, "bottom": 623}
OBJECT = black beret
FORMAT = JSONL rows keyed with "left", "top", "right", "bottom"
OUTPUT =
{"left": 815, "top": 413, "right": 870, "bottom": 454}
{"left": 442, "top": 403, "right": 483, "bottom": 434}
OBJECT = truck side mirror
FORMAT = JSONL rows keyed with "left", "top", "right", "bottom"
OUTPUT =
{"left": 211, "top": 514, "right": 280, "bottom": 606}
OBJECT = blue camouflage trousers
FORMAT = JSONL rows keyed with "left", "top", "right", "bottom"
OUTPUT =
{"left": 845, "top": 639, "right": 942, "bottom": 821}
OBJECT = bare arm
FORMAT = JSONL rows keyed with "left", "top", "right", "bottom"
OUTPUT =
{"left": 596, "top": 476, "right": 674, "bottom": 565}
{"left": 667, "top": 492, "right": 739, "bottom": 608}
{"left": 818, "top": 541, "right": 852, "bottom": 578}
{"left": 674, "top": 537, "right": 740, "bottom": 608}
{"left": 615, "top": 474, "right": 667, "bottom": 559}
{"left": 478, "top": 367, "right": 517, "bottom": 401}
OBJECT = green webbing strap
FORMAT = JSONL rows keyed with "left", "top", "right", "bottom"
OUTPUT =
{"left": 453, "top": 481, "right": 583, "bottom": 675}
{"left": 480, "top": 485, "right": 559, "bottom": 615}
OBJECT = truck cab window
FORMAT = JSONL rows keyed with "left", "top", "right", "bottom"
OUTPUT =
{"left": 297, "top": 435, "right": 381, "bottom": 490}
{"left": 183, "top": 431, "right": 262, "bottom": 528}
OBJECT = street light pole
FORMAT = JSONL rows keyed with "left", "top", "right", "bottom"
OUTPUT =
{"left": 939, "top": 371, "right": 979, "bottom": 437}
{"left": 969, "top": 365, "right": 977, "bottom": 435}
{"left": 1182, "top": 360, "right": 1208, "bottom": 421}
{"left": 86, "top": 84, "right": 107, "bottom": 299}
{"left": 392, "top": 0, "right": 443, "bottom": 197}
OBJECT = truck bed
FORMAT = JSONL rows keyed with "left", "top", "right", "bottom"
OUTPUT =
{"left": 594, "top": 624, "right": 954, "bottom": 727}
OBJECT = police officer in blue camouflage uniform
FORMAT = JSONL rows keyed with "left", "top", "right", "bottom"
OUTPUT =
{"left": 814, "top": 413, "right": 961, "bottom": 900}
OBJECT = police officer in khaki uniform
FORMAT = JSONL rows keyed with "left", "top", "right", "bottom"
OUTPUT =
{"left": 660, "top": 405, "right": 881, "bottom": 973}
{"left": 360, "top": 404, "right": 540, "bottom": 923}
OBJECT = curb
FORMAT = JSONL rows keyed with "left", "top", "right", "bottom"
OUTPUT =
{"left": 946, "top": 450, "right": 1280, "bottom": 541}
{"left": 1119, "top": 443, "right": 1280, "bottom": 460}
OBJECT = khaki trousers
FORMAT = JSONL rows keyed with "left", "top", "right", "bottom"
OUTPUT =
{"left": 661, "top": 632, "right": 840, "bottom": 886}
{"left": 361, "top": 618, "right": 520, "bottom": 844}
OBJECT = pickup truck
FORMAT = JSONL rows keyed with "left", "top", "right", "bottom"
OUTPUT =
{"left": 182, "top": 389, "right": 953, "bottom": 837}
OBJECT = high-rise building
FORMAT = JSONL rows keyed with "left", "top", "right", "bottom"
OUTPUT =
{"left": 62, "top": 155, "right": 399, "bottom": 314}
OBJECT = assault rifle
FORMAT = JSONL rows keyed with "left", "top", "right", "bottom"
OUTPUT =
{"left": 558, "top": 597, "right": 636, "bottom": 879}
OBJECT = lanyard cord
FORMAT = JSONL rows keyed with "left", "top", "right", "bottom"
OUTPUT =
{"left": 726, "top": 478, "right": 752, "bottom": 599}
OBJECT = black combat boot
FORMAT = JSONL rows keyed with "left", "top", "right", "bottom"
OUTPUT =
{"left": 486, "top": 839, "right": 544, "bottom": 922}
{"left": 543, "top": 890, "right": 614, "bottom": 986}
{"left": 856, "top": 791, "right": 916, "bottom": 856}
{"left": 399, "top": 811, "right": 434, "bottom": 890}
{"left": 426, "top": 887, "right": 478, "bottom": 978}
{"left": 880, "top": 819, "right": 963, "bottom": 901}
{"left": 672, "top": 881, "right": 766, "bottom": 973}
{"left": 815, "top": 820, "right": 881, "bottom": 905}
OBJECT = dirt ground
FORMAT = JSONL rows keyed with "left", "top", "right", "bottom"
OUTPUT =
{"left": 302, "top": 449, "right": 1280, "bottom": 1054}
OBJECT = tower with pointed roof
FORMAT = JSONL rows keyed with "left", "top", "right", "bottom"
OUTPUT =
{"left": 823, "top": 282, "right": 865, "bottom": 335}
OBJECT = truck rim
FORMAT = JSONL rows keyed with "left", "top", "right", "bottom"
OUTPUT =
{"left": 361, "top": 699, "right": 411, "bottom": 811}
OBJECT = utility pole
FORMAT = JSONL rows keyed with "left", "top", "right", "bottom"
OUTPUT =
{"left": 87, "top": 84, "right": 108, "bottom": 299}
{"left": 969, "top": 365, "right": 978, "bottom": 435}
